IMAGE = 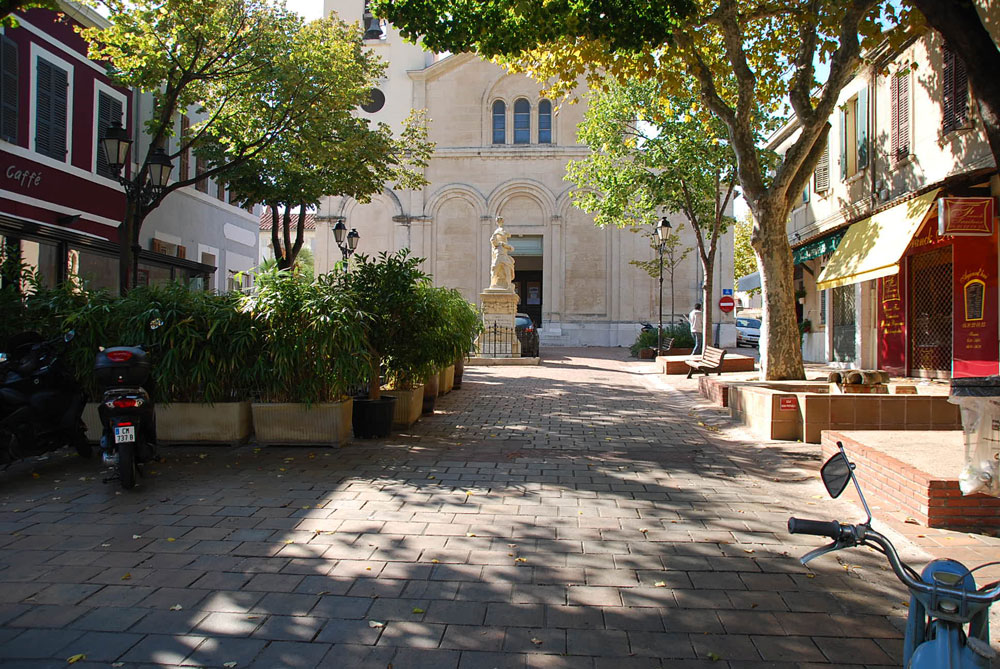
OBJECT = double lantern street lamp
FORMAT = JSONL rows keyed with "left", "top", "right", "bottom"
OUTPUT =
{"left": 101, "top": 119, "right": 174, "bottom": 293}
{"left": 332, "top": 218, "right": 360, "bottom": 261}
{"left": 657, "top": 216, "right": 672, "bottom": 356}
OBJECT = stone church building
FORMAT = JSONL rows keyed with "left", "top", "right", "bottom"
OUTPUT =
{"left": 315, "top": 1, "right": 736, "bottom": 347}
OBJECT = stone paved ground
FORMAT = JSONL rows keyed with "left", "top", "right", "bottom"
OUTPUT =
{"left": 0, "top": 347, "right": 988, "bottom": 668}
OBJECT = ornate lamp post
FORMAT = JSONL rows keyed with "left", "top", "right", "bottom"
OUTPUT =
{"left": 332, "top": 218, "right": 360, "bottom": 260}
{"left": 657, "top": 217, "right": 672, "bottom": 355}
{"left": 101, "top": 118, "right": 174, "bottom": 294}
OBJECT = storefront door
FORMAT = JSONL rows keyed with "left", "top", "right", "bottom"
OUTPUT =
{"left": 832, "top": 285, "right": 856, "bottom": 362}
{"left": 909, "top": 247, "right": 953, "bottom": 378}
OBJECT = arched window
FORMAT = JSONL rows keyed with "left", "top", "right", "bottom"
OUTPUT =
{"left": 492, "top": 100, "right": 506, "bottom": 144}
{"left": 538, "top": 99, "right": 552, "bottom": 144}
{"left": 513, "top": 98, "right": 531, "bottom": 144}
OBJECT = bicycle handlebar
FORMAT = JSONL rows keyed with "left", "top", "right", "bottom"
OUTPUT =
{"left": 788, "top": 517, "right": 844, "bottom": 539}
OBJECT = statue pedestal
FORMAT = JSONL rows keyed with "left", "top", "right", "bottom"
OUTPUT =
{"left": 476, "top": 289, "right": 521, "bottom": 358}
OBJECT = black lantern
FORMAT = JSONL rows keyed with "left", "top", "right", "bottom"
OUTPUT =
{"left": 332, "top": 218, "right": 359, "bottom": 260}
{"left": 347, "top": 228, "right": 360, "bottom": 251}
{"left": 333, "top": 218, "right": 347, "bottom": 245}
{"left": 146, "top": 147, "right": 174, "bottom": 188}
{"left": 101, "top": 119, "right": 132, "bottom": 173}
{"left": 658, "top": 216, "right": 672, "bottom": 242}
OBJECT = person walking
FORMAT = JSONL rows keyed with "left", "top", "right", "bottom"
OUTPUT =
{"left": 689, "top": 302, "right": 703, "bottom": 355}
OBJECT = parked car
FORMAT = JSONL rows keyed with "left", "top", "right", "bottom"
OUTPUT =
{"left": 515, "top": 313, "right": 539, "bottom": 357}
{"left": 736, "top": 317, "right": 761, "bottom": 348}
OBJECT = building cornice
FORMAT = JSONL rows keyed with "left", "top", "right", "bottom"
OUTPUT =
{"left": 432, "top": 146, "right": 589, "bottom": 160}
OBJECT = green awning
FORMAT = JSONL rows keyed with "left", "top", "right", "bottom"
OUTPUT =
{"left": 793, "top": 229, "right": 846, "bottom": 265}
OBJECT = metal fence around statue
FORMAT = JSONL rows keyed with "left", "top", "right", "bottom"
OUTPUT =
{"left": 476, "top": 323, "right": 520, "bottom": 358}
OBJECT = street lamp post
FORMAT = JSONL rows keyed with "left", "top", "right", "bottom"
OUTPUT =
{"left": 101, "top": 119, "right": 174, "bottom": 294}
{"left": 657, "top": 217, "right": 672, "bottom": 355}
{"left": 332, "top": 218, "right": 361, "bottom": 261}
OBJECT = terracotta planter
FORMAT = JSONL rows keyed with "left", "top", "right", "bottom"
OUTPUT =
{"left": 453, "top": 357, "right": 465, "bottom": 389}
{"left": 438, "top": 365, "right": 455, "bottom": 395}
{"left": 668, "top": 347, "right": 694, "bottom": 356}
{"left": 251, "top": 399, "right": 352, "bottom": 446}
{"left": 352, "top": 396, "right": 396, "bottom": 439}
{"left": 381, "top": 385, "right": 424, "bottom": 427}
{"left": 638, "top": 348, "right": 657, "bottom": 360}
{"left": 423, "top": 374, "right": 439, "bottom": 414}
{"left": 157, "top": 402, "right": 252, "bottom": 445}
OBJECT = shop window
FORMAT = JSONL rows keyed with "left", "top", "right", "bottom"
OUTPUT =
{"left": 35, "top": 56, "right": 69, "bottom": 161}
{"left": 20, "top": 239, "right": 59, "bottom": 289}
{"left": 95, "top": 90, "right": 124, "bottom": 178}
{"left": 1, "top": 36, "right": 18, "bottom": 144}
{"left": 942, "top": 44, "right": 969, "bottom": 134}
{"left": 890, "top": 69, "right": 910, "bottom": 162}
{"left": 538, "top": 99, "right": 552, "bottom": 144}
{"left": 137, "top": 264, "right": 172, "bottom": 287}
{"left": 67, "top": 248, "right": 118, "bottom": 293}
{"left": 839, "top": 88, "right": 868, "bottom": 180}
{"left": 492, "top": 100, "right": 505, "bottom": 144}
{"left": 513, "top": 98, "right": 530, "bottom": 144}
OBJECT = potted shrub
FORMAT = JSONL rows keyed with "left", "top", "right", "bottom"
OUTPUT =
{"left": 241, "top": 268, "right": 367, "bottom": 446}
{"left": 335, "top": 251, "right": 431, "bottom": 438}
{"left": 442, "top": 290, "right": 481, "bottom": 390}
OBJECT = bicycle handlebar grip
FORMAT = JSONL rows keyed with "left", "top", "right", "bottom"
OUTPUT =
{"left": 787, "top": 518, "right": 843, "bottom": 539}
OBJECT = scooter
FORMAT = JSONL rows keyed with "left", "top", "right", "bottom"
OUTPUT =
{"left": 0, "top": 330, "right": 90, "bottom": 466}
{"left": 789, "top": 441, "right": 1000, "bottom": 667}
{"left": 95, "top": 337, "right": 158, "bottom": 490}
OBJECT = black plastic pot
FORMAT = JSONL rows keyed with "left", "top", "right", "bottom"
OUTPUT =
{"left": 453, "top": 357, "right": 465, "bottom": 389}
{"left": 422, "top": 374, "right": 439, "bottom": 414}
{"left": 352, "top": 396, "right": 396, "bottom": 439}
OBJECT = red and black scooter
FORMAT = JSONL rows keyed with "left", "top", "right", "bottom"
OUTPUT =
{"left": 95, "top": 339, "right": 158, "bottom": 489}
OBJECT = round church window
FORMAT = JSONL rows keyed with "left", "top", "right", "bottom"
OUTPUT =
{"left": 361, "top": 88, "right": 386, "bottom": 113}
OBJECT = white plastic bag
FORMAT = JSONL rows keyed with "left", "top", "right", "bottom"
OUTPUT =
{"left": 949, "top": 395, "right": 1000, "bottom": 497}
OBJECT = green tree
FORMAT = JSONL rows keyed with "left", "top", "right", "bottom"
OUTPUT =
{"left": 733, "top": 212, "right": 759, "bottom": 297}
{"left": 375, "top": 0, "right": 898, "bottom": 380}
{"left": 1, "top": 0, "right": 59, "bottom": 28}
{"left": 567, "top": 78, "right": 736, "bottom": 348}
{"left": 81, "top": 2, "right": 384, "bottom": 294}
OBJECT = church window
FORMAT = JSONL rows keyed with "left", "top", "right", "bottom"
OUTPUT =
{"left": 538, "top": 99, "right": 552, "bottom": 144}
{"left": 492, "top": 100, "right": 505, "bottom": 144}
{"left": 513, "top": 98, "right": 530, "bottom": 144}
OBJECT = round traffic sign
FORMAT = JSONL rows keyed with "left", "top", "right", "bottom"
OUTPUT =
{"left": 719, "top": 295, "right": 736, "bottom": 313}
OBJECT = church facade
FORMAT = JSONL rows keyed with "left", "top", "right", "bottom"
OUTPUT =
{"left": 317, "top": 1, "right": 736, "bottom": 347}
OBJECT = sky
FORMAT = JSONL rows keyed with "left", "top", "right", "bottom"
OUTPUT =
{"left": 284, "top": 0, "right": 323, "bottom": 21}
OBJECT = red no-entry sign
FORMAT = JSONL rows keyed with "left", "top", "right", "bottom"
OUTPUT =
{"left": 719, "top": 295, "right": 736, "bottom": 313}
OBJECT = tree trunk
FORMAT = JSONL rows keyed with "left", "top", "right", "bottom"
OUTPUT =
{"left": 910, "top": 0, "right": 1000, "bottom": 171}
{"left": 753, "top": 202, "right": 804, "bottom": 380}
{"left": 702, "top": 255, "right": 714, "bottom": 350}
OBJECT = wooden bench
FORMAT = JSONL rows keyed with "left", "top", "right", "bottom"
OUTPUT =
{"left": 685, "top": 346, "right": 727, "bottom": 379}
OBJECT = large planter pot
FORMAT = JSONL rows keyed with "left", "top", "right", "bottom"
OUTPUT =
{"left": 638, "top": 348, "right": 657, "bottom": 360}
{"left": 157, "top": 402, "right": 252, "bottom": 445}
{"left": 381, "top": 385, "right": 423, "bottom": 428}
{"left": 423, "top": 374, "right": 439, "bottom": 414}
{"left": 438, "top": 365, "right": 455, "bottom": 395}
{"left": 352, "top": 396, "right": 396, "bottom": 439}
{"left": 252, "top": 399, "right": 353, "bottom": 446}
{"left": 453, "top": 357, "right": 465, "bottom": 389}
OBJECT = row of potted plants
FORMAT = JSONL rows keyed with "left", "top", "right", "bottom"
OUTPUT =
{"left": 1, "top": 250, "right": 483, "bottom": 446}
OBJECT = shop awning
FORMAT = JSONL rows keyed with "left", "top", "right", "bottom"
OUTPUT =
{"left": 793, "top": 229, "right": 845, "bottom": 265}
{"left": 737, "top": 272, "right": 760, "bottom": 291}
{"left": 816, "top": 189, "right": 940, "bottom": 291}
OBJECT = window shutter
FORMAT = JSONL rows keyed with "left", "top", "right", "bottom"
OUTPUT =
{"left": 195, "top": 156, "right": 207, "bottom": 193}
{"left": 890, "top": 73, "right": 900, "bottom": 159}
{"left": 814, "top": 143, "right": 829, "bottom": 193}
{"left": 943, "top": 45, "right": 956, "bottom": 132}
{"left": 839, "top": 108, "right": 847, "bottom": 180}
{"left": 1, "top": 37, "right": 17, "bottom": 144}
{"left": 954, "top": 51, "right": 968, "bottom": 128}
{"left": 35, "top": 58, "right": 68, "bottom": 161}
{"left": 896, "top": 71, "right": 909, "bottom": 160}
{"left": 856, "top": 86, "right": 868, "bottom": 169}
{"left": 96, "top": 92, "right": 122, "bottom": 177}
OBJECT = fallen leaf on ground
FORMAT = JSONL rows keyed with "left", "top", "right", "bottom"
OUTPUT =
{"left": 132, "top": 535, "right": 142, "bottom": 540}
{"left": 121, "top": 573, "right": 131, "bottom": 581}
{"left": 654, "top": 581, "right": 666, "bottom": 588}
{"left": 639, "top": 528, "right": 649, "bottom": 533}
{"left": 170, "top": 605, "right": 183, "bottom": 611}
{"left": 368, "top": 620, "right": 385, "bottom": 628}
{"left": 66, "top": 654, "right": 86, "bottom": 663}
{"left": 531, "top": 637, "right": 543, "bottom": 646}
{"left": 707, "top": 651, "right": 722, "bottom": 661}
{"left": 412, "top": 608, "right": 425, "bottom": 614}
{"left": 514, "top": 557, "right": 527, "bottom": 563}
{"left": 223, "top": 663, "right": 237, "bottom": 668}
{"left": 166, "top": 537, "right": 176, "bottom": 542}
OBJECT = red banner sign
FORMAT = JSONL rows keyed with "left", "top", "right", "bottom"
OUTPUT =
{"left": 938, "top": 197, "right": 995, "bottom": 236}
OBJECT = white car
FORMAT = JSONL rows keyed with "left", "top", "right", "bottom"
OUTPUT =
{"left": 736, "top": 317, "right": 761, "bottom": 348}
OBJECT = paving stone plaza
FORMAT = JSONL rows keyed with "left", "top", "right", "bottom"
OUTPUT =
{"left": 0, "top": 348, "right": 990, "bottom": 668}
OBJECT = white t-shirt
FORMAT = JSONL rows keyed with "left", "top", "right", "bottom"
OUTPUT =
{"left": 689, "top": 308, "right": 703, "bottom": 333}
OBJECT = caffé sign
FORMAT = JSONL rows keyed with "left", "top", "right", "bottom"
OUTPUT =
{"left": 5, "top": 163, "right": 43, "bottom": 189}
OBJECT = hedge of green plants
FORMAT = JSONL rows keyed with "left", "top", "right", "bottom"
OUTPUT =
{"left": 0, "top": 250, "right": 482, "bottom": 406}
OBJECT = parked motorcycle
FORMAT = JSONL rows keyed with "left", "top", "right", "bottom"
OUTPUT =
{"left": 0, "top": 330, "right": 91, "bottom": 466}
{"left": 789, "top": 441, "right": 1000, "bottom": 668}
{"left": 96, "top": 334, "right": 158, "bottom": 490}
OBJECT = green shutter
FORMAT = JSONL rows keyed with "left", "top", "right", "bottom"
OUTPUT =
{"left": 1, "top": 37, "right": 17, "bottom": 144}
{"left": 96, "top": 91, "right": 122, "bottom": 177}
{"left": 35, "top": 58, "right": 68, "bottom": 161}
{"left": 839, "top": 108, "right": 847, "bottom": 180}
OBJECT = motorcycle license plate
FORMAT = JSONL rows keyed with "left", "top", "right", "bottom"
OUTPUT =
{"left": 114, "top": 426, "right": 136, "bottom": 444}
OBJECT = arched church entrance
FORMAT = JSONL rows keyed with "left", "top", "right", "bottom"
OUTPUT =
{"left": 510, "top": 234, "right": 543, "bottom": 327}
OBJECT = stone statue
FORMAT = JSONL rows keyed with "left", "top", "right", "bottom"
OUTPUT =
{"left": 489, "top": 216, "right": 515, "bottom": 291}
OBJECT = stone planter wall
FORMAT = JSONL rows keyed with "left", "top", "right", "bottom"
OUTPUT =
{"left": 251, "top": 399, "right": 352, "bottom": 446}
{"left": 381, "top": 385, "right": 424, "bottom": 427}
{"left": 157, "top": 402, "right": 252, "bottom": 445}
